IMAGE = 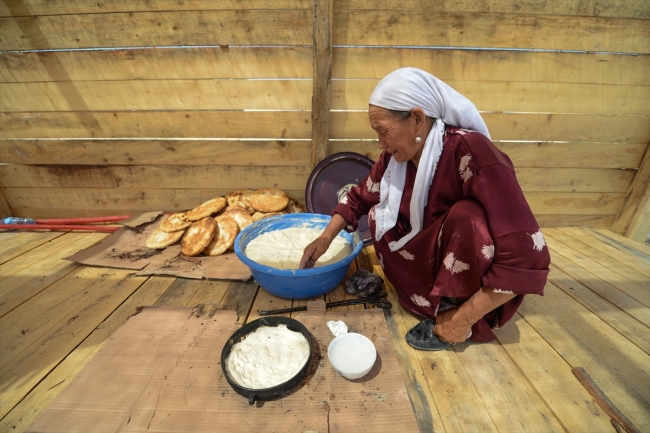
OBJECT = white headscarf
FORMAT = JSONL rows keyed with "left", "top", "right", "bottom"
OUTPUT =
{"left": 370, "top": 67, "right": 490, "bottom": 251}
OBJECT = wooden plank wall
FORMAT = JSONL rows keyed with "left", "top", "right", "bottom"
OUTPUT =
{"left": 327, "top": 0, "right": 650, "bottom": 230}
{"left": 0, "top": 0, "right": 649, "bottom": 234}
{"left": 0, "top": 0, "right": 315, "bottom": 218}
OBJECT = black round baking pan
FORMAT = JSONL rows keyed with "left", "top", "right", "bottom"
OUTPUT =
{"left": 305, "top": 152, "right": 375, "bottom": 246}
{"left": 221, "top": 316, "right": 313, "bottom": 405}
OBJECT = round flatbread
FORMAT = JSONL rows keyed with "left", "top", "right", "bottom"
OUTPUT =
{"left": 186, "top": 197, "right": 227, "bottom": 221}
{"left": 252, "top": 211, "right": 284, "bottom": 222}
{"left": 222, "top": 208, "right": 253, "bottom": 231}
{"left": 284, "top": 198, "right": 303, "bottom": 214}
{"left": 249, "top": 188, "right": 289, "bottom": 213}
{"left": 181, "top": 217, "right": 217, "bottom": 256}
{"left": 160, "top": 212, "right": 191, "bottom": 233}
{"left": 226, "top": 190, "right": 255, "bottom": 214}
{"left": 146, "top": 227, "right": 184, "bottom": 249}
{"left": 203, "top": 215, "right": 239, "bottom": 256}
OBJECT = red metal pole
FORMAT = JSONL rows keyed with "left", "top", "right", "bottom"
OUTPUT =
{"left": 34, "top": 216, "right": 131, "bottom": 225}
{"left": 0, "top": 224, "right": 120, "bottom": 232}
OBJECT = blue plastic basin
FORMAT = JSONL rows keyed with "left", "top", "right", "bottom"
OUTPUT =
{"left": 234, "top": 213, "right": 363, "bottom": 300}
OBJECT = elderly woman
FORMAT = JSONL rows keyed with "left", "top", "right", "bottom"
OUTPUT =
{"left": 300, "top": 67, "right": 550, "bottom": 350}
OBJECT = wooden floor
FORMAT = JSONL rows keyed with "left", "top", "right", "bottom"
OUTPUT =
{"left": 0, "top": 227, "right": 648, "bottom": 432}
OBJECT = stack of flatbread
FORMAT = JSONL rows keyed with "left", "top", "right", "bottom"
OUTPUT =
{"left": 145, "top": 188, "right": 303, "bottom": 257}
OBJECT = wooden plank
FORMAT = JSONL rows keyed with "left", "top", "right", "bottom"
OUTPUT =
{"left": 2, "top": 0, "right": 646, "bottom": 19}
{"left": 311, "top": 0, "right": 334, "bottom": 166}
{"left": 329, "top": 141, "right": 648, "bottom": 169}
{"left": 494, "top": 313, "right": 617, "bottom": 433}
{"left": 0, "top": 10, "right": 313, "bottom": 50}
{"left": 246, "top": 287, "right": 291, "bottom": 323}
{"left": 372, "top": 263, "right": 446, "bottom": 433}
{"left": 0, "top": 187, "right": 10, "bottom": 218}
{"left": 612, "top": 145, "right": 650, "bottom": 239}
{"left": 0, "top": 79, "right": 312, "bottom": 112}
{"left": 545, "top": 228, "right": 649, "bottom": 306}
{"left": 0, "top": 234, "right": 106, "bottom": 317}
{"left": 335, "top": 0, "right": 649, "bottom": 20}
{"left": 593, "top": 230, "right": 650, "bottom": 256}
{"left": 0, "top": 232, "right": 96, "bottom": 283}
{"left": 0, "top": 139, "right": 312, "bottom": 166}
{"left": 332, "top": 11, "right": 649, "bottom": 53}
{"left": 545, "top": 245, "right": 650, "bottom": 327}
{"left": 217, "top": 279, "right": 258, "bottom": 323}
{"left": 3, "top": 47, "right": 646, "bottom": 87}
{"left": 332, "top": 47, "right": 650, "bottom": 85}
{"left": 331, "top": 79, "right": 650, "bottom": 115}
{"left": 153, "top": 277, "right": 204, "bottom": 307}
{"left": 514, "top": 168, "right": 634, "bottom": 193}
{"left": 627, "top": 191, "right": 650, "bottom": 244}
{"left": 0, "top": 231, "right": 64, "bottom": 265}
{"left": 547, "top": 265, "right": 650, "bottom": 355}
{"left": 331, "top": 112, "right": 650, "bottom": 143}
{"left": 0, "top": 264, "right": 135, "bottom": 369}
{"left": 450, "top": 340, "right": 565, "bottom": 432}
{"left": 0, "top": 267, "right": 147, "bottom": 419}
{"left": 534, "top": 214, "right": 614, "bottom": 229}
{"left": 0, "top": 165, "right": 311, "bottom": 190}
{"left": 525, "top": 192, "right": 624, "bottom": 215}
{"left": 0, "top": 275, "right": 175, "bottom": 433}
{"left": 0, "top": 111, "right": 312, "bottom": 139}
{"left": 0, "top": 47, "right": 312, "bottom": 83}
{"left": 185, "top": 280, "right": 232, "bottom": 308}
{"left": 0, "top": 0, "right": 312, "bottom": 17}
{"left": 518, "top": 283, "right": 650, "bottom": 432}
{"left": 2, "top": 188, "right": 305, "bottom": 217}
{"left": 416, "top": 346, "right": 498, "bottom": 433}
{"left": 556, "top": 227, "right": 650, "bottom": 277}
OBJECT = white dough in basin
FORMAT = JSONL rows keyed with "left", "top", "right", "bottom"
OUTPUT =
{"left": 226, "top": 324, "right": 310, "bottom": 389}
{"left": 245, "top": 227, "right": 350, "bottom": 269}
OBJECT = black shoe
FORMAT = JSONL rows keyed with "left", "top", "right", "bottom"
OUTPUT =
{"left": 405, "top": 318, "right": 450, "bottom": 351}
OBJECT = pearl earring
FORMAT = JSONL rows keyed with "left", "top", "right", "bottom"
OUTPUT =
{"left": 415, "top": 136, "right": 422, "bottom": 143}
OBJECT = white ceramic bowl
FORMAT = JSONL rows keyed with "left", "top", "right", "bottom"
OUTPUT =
{"left": 327, "top": 332, "right": 377, "bottom": 380}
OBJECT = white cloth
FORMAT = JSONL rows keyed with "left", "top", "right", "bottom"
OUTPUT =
{"left": 370, "top": 67, "right": 490, "bottom": 251}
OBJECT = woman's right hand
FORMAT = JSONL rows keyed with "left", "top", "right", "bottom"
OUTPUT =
{"left": 299, "top": 214, "right": 348, "bottom": 269}
{"left": 299, "top": 237, "right": 332, "bottom": 269}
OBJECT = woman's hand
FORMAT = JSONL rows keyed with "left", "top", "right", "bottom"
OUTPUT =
{"left": 299, "top": 237, "right": 333, "bottom": 269}
{"left": 433, "top": 307, "right": 473, "bottom": 344}
{"left": 299, "top": 214, "right": 349, "bottom": 269}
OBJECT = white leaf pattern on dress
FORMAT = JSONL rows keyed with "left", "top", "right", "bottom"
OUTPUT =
{"left": 481, "top": 245, "right": 495, "bottom": 260}
{"left": 366, "top": 177, "right": 380, "bottom": 193}
{"left": 346, "top": 225, "right": 354, "bottom": 232}
{"left": 452, "top": 260, "right": 470, "bottom": 274}
{"left": 411, "top": 294, "right": 431, "bottom": 307}
{"left": 399, "top": 250, "right": 415, "bottom": 260}
{"left": 531, "top": 230, "right": 546, "bottom": 251}
{"left": 378, "top": 253, "right": 384, "bottom": 268}
{"left": 444, "top": 252, "right": 470, "bottom": 274}
{"left": 369, "top": 206, "right": 376, "bottom": 222}
{"left": 443, "top": 252, "right": 456, "bottom": 271}
{"left": 459, "top": 154, "right": 473, "bottom": 182}
{"left": 493, "top": 288, "right": 514, "bottom": 294}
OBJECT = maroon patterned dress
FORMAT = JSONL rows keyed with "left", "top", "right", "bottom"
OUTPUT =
{"left": 333, "top": 126, "right": 551, "bottom": 342}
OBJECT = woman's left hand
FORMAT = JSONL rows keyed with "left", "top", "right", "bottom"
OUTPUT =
{"left": 433, "top": 308, "right": 473, "bottom": 344}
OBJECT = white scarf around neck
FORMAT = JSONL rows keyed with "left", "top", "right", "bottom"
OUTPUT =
{"left": 370, "top": 67, "right": 490, "bottom": 251}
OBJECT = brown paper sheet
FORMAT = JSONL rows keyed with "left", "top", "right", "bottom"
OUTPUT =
{"left": 64, "top": 215, "right": 251, "bottom": 281}
{"left": 27, "top": 306, "right": 419, "bottom": 433}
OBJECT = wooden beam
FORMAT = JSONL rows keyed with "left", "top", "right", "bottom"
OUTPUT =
{"left": 0, "top": 187, "right": 11, "bottom": 219}
{"left": 311, "top": 0, "right": 334, "bottom": 167}
{"left": 611, "top": 144, "right": 650, "bottom": 242}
